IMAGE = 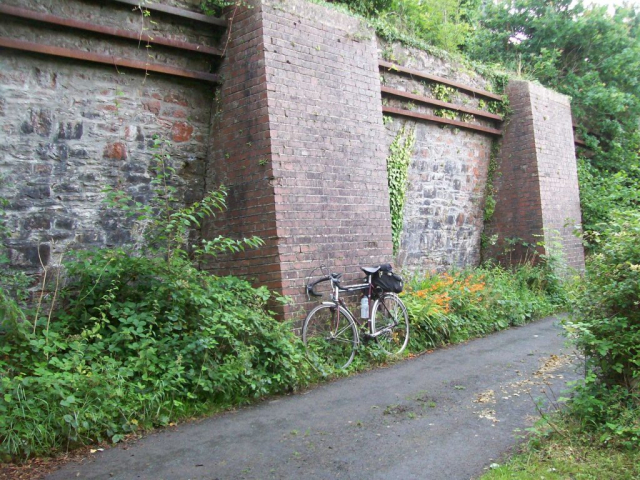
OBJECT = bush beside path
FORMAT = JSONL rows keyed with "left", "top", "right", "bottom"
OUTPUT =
{"left": 43, "top": 315, "right": 580, "bottom": 480}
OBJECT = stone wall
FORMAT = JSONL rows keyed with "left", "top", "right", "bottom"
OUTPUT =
{"left": 379, "top": 43, "right": 496, "bottom": 271}
{"left": 0, "top": 0, "right": 218, "bottom": 273}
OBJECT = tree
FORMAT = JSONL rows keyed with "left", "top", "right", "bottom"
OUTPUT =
{"left": 467, "top": 0, "right": 640, "bottom": 242}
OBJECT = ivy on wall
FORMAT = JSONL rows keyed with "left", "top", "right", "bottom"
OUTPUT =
{"left": 387, "top": 125, "right": 416, "bottom": 255}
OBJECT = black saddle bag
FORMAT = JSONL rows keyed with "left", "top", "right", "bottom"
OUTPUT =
{"left": 372, "top": 264, "right": 404, "bottom": 293}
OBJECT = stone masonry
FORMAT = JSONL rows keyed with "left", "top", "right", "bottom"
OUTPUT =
{"left": 487, "top": 81, "right": 585, "bottom": 270}
{"left": 0, "top": 0, "right": 218, "bottom": 274}
{"left": 379, "top": 42, "right": 496, "bottom": 272}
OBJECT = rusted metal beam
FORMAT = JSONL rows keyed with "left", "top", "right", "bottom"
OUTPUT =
{"left": 382, "top": 106, "right": 503, "bottom": 136}
{"left": 381, "top": 86, "right": 503, "bottom": 122}
{"left": 379, "top": 60, "right": 503, "bottom": 102}
{"left": 111, "top": 0, "right": 227, "bottom": 27}
{"left": 0, "top": 37, "right": 219, "bottom": 83}
{"left": 0, "top": 4, "right": 222, "bottom": 56}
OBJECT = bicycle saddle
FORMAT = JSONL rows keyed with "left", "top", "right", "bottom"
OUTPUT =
{"left": 361, "top": 265, "right": 381, "bottom": 274}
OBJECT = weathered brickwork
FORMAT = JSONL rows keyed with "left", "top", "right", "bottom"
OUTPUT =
{"left": 204, "top": 0, "right": 393, "bottom": 318}
{"left": 379, "top": 43, "right": 495, "bottom": 271}
{"left": 0, "top": 0, "right": 217, "bottom": 273}
{"left": 263, "top": 0, "right": 392, "bottom": 315}
{"left": 487, "top": 81, "right": 585, "bottom": 270}
{"left": 1, "top": 0, "right": 586, "bottom": 318}
{"left": 201, "top": 0, "right": 283, "bottom": 294}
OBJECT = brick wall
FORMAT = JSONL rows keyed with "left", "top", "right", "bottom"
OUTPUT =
{"left": 530, "top": 83, "right": 585, "bottom": 270}
{"left": 0, "top": 0, "right": 217, "bottom": 276}
{"left": 263, "top": 0, "right": 392, "bottom": 316}
{"left": 200, "top": 0, "right": 283, "bottom": 295}
{"left": 203, "top": 0, "right": 393, "bottom": 319}
{"left": 379, "top": 42, "right": 495, "bottom": 271}
{"left": 487, "top": 81, "right": 585, "bottom": 270}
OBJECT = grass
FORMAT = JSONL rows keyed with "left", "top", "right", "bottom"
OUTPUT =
{"left": 479, "top": 415, "right": 640, "bottom": 480}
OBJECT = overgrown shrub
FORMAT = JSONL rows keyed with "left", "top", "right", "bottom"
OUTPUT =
{"left": 567, "top": 211, "right": 640, "bottom": 391}
{"left": 0, "top": 253, "right": 311, "bottom": 460}
{"left": 564, "top": 211, "right": 640, "bottom": 446}
{"left": 0, "top": 140, "right": 313, "bottom": 460}
{"left": 403, "top": 263, "right": 563, "bottom": 352}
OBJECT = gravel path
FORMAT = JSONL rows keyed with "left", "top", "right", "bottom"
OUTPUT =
{"left": 45, "top": 315, "right": 581, "bottom": 480}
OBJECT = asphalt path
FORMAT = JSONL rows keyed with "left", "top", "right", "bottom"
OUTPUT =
{"left": 46, "top": 315, "right": 581, "bottom": 480}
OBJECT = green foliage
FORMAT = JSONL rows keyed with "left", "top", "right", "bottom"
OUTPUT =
{"left": 577, "top": 159, "right": 640, "bottom": 245}
{"left": 331, "top": 0, "right": 392, "bottom": 16}
{"left": 0, "top": 259, "right": 311, "bottom": 459}
{"left": 382, "top": 0, "right": 473, "bottom": 52}
{"left": 0, "top": 139, "right": 312, "bottom": 461}
{"left": 563, "top": 211, "right": 640, "bottom": 446}
{"left": 466, "top": 0, "right": 640, "bottom": 246}
{"left": 386, "top": 125, "right": 416, "bottom": 255}
{"left": 479, "top": 412, "right": 640, "bottom": 479}
{"left": 403, "top": 264, "right": 562, "bottom": 352}
{"left": 200, "top": 0, "right": 250, "bottom": 16}
{"left": 0, "top": 177, "right": 29, "bottom": 329}
{"left": 325, "top": 0, "right": 480, "bottom": 52}
{"left": 566, "top": 211, "right": 640, "bottom": 391}
{"left": 431, "top": 84, "right": 458, "bottom": 120}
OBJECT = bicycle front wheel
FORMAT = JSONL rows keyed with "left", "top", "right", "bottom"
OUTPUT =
{"left": 371, "top": 293, "right": 409, "bottom": 356}
{"left": 302, "top": 304, "right": 358, "bottom": 370}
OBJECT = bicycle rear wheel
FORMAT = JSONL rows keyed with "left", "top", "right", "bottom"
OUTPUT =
{"left": 371, "top": 293, "right": 409, "bottom": 355}
{"left": 302, "top": 304, "right": 358, "bottom": 370}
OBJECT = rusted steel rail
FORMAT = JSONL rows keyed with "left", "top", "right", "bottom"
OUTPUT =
{"left": 381, "top": 86, "right": 503, "bottom": 122}
{"left": 111, "top": 0, "right": 227, "bottom": 27}
{"left": 0, "top": 37, "right": 220, "bottom": 83}
{"left": 379, "top": 60, "right": 503, "bottom": 102}
{"left": 0, "top": 4, "right": 222, "bottom": 56}
{"left": 382, "top": 106, "right": 503, "bottom": 136}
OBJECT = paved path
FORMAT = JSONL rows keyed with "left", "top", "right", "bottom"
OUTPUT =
{"left": 46, "top": 316, "right": 581, "bottom": 480}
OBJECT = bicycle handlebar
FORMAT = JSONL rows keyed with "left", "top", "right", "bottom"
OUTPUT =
{"left": 306, "top": 273, "right": 343, "bottom": 297}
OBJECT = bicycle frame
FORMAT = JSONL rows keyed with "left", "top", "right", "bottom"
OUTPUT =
{"left": 303, "top": 266, "right": 410, "bottom": 368}
{"left": 323, "top": 275, "right": 379, "bottom": 335}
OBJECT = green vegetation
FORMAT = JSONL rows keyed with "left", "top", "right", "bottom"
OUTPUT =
{"left": 403, "top": 261, "right": 563, "bottom": 353}
{"left": 386, "top": 125, "right": 416, "bottom": 255}
{"left": 480, "top": 415, "right": 640, "bottom": 480}
{"left": 0, "top": 140, "right": 312, "bottom": 460}
{"left": 564, "top": 211, "right": 640, "bottom": 446}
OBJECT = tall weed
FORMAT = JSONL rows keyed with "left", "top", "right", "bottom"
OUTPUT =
{"left": 404, "top": 263, "right": 563, "bottom": 352}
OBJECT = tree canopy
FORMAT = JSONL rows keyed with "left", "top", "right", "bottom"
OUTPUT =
{"left": 332, "top": 0, "right": 640, "bottom": 245}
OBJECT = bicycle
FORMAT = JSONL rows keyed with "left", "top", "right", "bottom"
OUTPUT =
{"left": 303, "top": 265, "right": 409, "bottom": 370}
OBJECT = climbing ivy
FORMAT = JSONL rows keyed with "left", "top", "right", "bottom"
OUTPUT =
{"left": 431, "top": 84, "right": 457, "bottom": 120}
{"left": 387, "top": 125, "right": 416, "bottom": 255}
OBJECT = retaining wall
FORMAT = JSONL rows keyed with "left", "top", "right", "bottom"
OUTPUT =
{"left": 0, "top": 0, "right": 585, "bottom": 319}
{"left": 0, "top": 0, "right": 218, "bottom": 272}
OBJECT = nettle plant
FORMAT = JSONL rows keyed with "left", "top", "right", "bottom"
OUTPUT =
{"left": 0, "top": 138, "right": 313, "bottom": 460}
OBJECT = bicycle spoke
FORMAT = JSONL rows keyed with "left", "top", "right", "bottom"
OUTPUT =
{"left": 302, "top": 304, "right": 358, "bottom": 370}
{"left": 372, "top": 294, "right": 409, "bottom": 356}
